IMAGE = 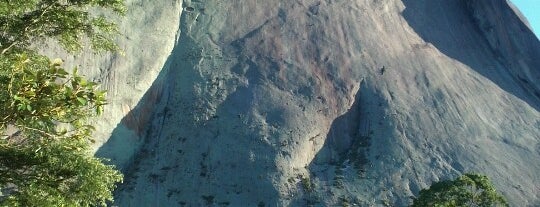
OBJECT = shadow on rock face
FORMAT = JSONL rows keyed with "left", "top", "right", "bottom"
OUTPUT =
{"left": 402, "top": 0, "right": 540, "bottom": 111}
{"left": 95, "top": 54, "right": 171, "bottom": 172}
{"left": 309, "top": 79, "right": 385, "bottom": 182}
{"left": 96, "top": 13, "right": 281, "bottom": 206}
{"left": 310, "top": 84, "right": 364, "bottom": 166}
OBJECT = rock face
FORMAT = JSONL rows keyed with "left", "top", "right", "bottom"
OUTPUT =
{"left": 73, "top": 0, "right": 540, "bottom": 206}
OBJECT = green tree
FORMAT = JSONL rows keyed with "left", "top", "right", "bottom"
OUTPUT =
{"left": 0, "top": 0, "right": 125, "bottom": 54}
{"left": 0, "top": 0, "right": 125, "bottom": 206}
{"left": 411, "top": 173, "right": 508, "bottom": 207}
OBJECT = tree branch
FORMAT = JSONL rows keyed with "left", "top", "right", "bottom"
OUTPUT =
{"left": 1, "top": 2, "right": 56, "bottom": 55}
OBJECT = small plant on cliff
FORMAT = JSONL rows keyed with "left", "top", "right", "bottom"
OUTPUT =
{"left": 300, "top": 175, "right": 313, "bottom": 192}
{"left": 411, "top": 173, "right": 508, "bottom": 207}
{"left": 0, "top": 0, "right": 125, "bottom": 206}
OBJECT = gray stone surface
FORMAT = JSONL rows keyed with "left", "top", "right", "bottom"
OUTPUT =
{"left": 53, "top": 0, "right": 540, "bottom": 206}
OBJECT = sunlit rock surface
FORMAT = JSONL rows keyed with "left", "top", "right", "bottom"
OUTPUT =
{"left": 56, "top": 0, "right": 540, "bottom": 206}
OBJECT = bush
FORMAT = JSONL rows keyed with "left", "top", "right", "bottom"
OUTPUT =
{"left": 411, "top": 173, "right": 508, "bottom": 207}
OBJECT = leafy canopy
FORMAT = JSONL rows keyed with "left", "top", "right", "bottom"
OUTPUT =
{"left": 411, "top": 173, "right": 509, "bottom": 207}
{"left": 0, "top": 0, "right": 125, "bottom": 54}
{"left": 0, "top": 0, "right": 125, "bottom": 206}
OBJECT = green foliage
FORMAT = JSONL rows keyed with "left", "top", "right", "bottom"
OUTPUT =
{"left": 0, "top": 0, "right": 125, "bottom": 206}
{"left": 0, "top": 138, "right": 122, "bottom": 207}
{"left": 0, "top": 52, "right": 107, "bottom": 140}
{"left": 0, "top": 0, "right": 125, "bottom": 54}
{"left": 411, "top": 173, "right": 509, "bottom": 207}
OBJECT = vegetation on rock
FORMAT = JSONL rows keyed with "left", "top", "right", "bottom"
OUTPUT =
{"left": 0, "top": 0, "right": 125, "bottom": 206}
{"left": 411, "top": 173, "right": 508, "bottom": 207}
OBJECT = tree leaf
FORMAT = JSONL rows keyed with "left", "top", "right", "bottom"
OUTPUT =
{"left": 76, "top": 97, "right": 87, "bottom": 105}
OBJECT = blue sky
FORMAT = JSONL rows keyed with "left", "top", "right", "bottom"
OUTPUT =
{"left": 510, "top": 0, "right": 540, "bottom": 39}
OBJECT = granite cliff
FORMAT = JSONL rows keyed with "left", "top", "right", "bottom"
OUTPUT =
{"left": 53, "top": 0, "right": 540, "bottom": 206}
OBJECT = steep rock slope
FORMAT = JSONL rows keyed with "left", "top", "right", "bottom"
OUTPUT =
{"left": 90, "top": 0, "right": 539, "bottom": 206}
{"left": 42, "top": 0, "right": 184, "bottom": 169}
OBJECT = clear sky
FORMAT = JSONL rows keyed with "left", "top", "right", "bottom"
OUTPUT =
{"left": 510, "top": 0, "right": 540, "bottom": 39}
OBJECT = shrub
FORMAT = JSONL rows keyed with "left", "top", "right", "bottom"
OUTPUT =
{"left": 411, "top": 173, "right": 508, "bottom": 207}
